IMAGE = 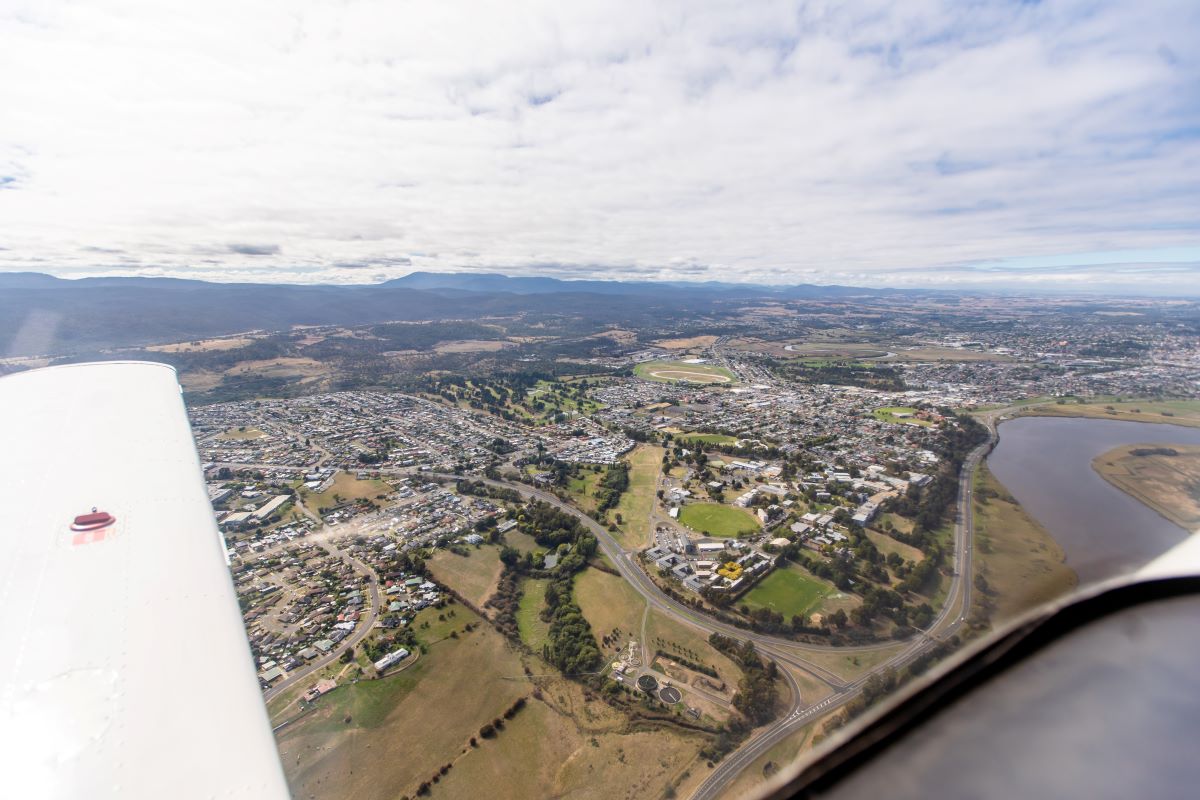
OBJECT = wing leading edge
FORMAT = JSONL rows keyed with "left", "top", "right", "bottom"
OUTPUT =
{"left": 0, "top": 362, "right": 289, "bottom": 799}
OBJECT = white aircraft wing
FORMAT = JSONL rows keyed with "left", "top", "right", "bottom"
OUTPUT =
{"left": 0, "top": 362, "right": 290, "bottom": 799}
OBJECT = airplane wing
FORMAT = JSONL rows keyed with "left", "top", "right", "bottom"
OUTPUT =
{"left": 0, "top": 362, "right": 290, "bottom": 799}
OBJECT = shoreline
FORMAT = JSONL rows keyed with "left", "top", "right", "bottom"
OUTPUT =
{"left": 1013, "top": 398, "right": 1200, "bottom": 430}
{"left": 969, "top": 461, "right": 1078, "bottom": 626}
{"left": 1091, "top": 443, "right": 1200, "bottom": 532}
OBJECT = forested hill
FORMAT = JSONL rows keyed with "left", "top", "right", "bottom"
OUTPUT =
{"left": 0, "top": 271, "right": 908, "bottom": 357}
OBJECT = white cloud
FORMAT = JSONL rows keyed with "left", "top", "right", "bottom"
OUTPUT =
{"left": 0, "top": 0, "right": 1197, "bottom": 289}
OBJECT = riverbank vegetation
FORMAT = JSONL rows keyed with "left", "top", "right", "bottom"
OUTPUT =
{"left": 970, "top": 464, "right": 1077, "bottom": 627}
{"left": 1030, "top": 398, "right": 1200, "bottom": 429}
{"left": 1093, "top": 443, "right": 1200, "bottom": 530}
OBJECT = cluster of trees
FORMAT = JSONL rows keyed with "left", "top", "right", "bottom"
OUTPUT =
{"left": 732, "top": 605, "right": 827, "bottom": 637}
{"left": 486, "top": 569, "right": 523, "bottom": 640}
{"left": 771, "top": 359, "right": 906, "bottom": 391}
{"left": 418, "top": 372, "right": 596, "bottom": 421}
{"left": 594, "top": 462, "right": 629, "bottom": 513}
{"left": 455, "top": 479, "right": 521, "bottom": 504}
{"left": 885, "top": 412, "right": 989, "bottom": 547}
{"left": 518, "top": 501, "right": 598, "bottom": 556}
{"left": 478, "top": 696, "right": 528, "bottom": 739}
{"left": 487, "top": 500, "right": 602, "bottom": 674}
{"left": 362, "top": 627, "right": 418, "bottom": 664}
{"left": 850, "top": 586, "right": 932, "bottom": 629}
{"left": 542, "top": 571, "right": 602, "bottom": 674}
{"left": 147, "top": 335, "right": 290, "bottom": 373}
{"left": 653, "top": 649, "right": 719, "bottom": 679}
{"left": 1130, "top": 446, "right": 1178, "bottom": 457}
{"left": 708, "top": 634, "right": 781, "bottom": 726}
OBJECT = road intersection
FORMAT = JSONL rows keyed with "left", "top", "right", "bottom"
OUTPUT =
{"left": 225, "top": 403, "right": 1019, "bottom": 799}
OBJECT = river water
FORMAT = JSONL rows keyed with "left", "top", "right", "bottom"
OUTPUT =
{"left": 986, "top": 416, "right": 1200, "bottom": 585}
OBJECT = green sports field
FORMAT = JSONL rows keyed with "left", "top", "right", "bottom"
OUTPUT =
{"left": 678, "top": 432, "right": 738, "bottom": 446}
{"left": 677, "top": 503, "right": 759, "bottom": 537}
{"left": 872, "top": 406, "right": 933, "bottom": 426}
{"left": 741, "top": 565, "right": 833, "bottom": 618}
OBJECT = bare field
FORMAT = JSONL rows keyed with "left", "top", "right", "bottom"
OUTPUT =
{"left": 279, "top": 618, "right": 708, "bottom": 800}
{"left": 433, "top": 339, "right": 511, "bottom": 353}
{"left": 217, "top": 426, "right": 267, "bottom": 440}
{"left": 575, "top": 568, "right": 645, "bottom": 654}
{"left": 503, "top": 530, "right": 541, "bottom": 554}
{"left": 178, "top": 370, "right": 223, "bottom": 391}
{"left": 653, "top": 335, "right": 719, "bottom": 349}
{"left": 224, "top": 356, "right": 329, "bottom": 378}
{"left": 1093, "top": 444, "right": 1200, "bottom": 530}
{"left": 147, "top": 336, "right": 255, "bottom": 352}
{"left": 864, "top": 530, "right": 925, "bottom": 563}
{"left": 797, "top": 642, "right": 905, "bottom": 682}
{"left": 612, "top": 444, "right": 664, "bottom": 548}
{"left": 300, "top": 471, "right": 391, "bottom": 510}
{"left": 428, "top": 545, "right": 506, "bottom": 608}
{"left": 276, "top": 623, "right": 530, "bottom": 800}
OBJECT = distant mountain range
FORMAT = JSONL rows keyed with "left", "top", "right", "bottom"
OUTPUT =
{"left": 381, "top": 270, "right": 905, "bottom": 298}
{"left": 0, "top": 270, "right": 913, "bottom": 357}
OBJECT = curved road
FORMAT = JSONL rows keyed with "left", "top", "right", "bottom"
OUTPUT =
{"left": 431, "top": 412, "right": 996, "bottom": 800}
{"left": 224, "top": 404, "right": 1011, "bottom": 798}
{"left": 690, "top": 418, "right": 996, "bottom": 800}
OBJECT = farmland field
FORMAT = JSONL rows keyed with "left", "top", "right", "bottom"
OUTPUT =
{"left": 677, "top": 503, "right": 759, "bottom": 537}
{"left": 634, "top": 360, "right": 734, "bottom": 384}
{"left": 652, "top": 335, "right": 719, "bottom": 349}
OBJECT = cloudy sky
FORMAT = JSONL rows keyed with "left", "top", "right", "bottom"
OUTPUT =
{"left": 1, "top": 0, "right": 1197, "bottom": 291}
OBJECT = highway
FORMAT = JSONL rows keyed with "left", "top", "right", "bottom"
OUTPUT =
{"left": 222, "top": 404, "right": 1013, "bottom": 798}
{"left": 426, "top": 421, "right": 995, "bottom": 800}
{"left": 690, "top": 416, "right": 997, "bottom": 800}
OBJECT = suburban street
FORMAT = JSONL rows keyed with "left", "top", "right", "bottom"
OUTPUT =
{"left": 223, "top": 403, "right": 1014, "bottom": 799}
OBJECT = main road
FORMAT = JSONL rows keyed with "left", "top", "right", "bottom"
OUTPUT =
{"left": 430, "top": 411, "right": 996, "bottom": 800}
{"left": 221, "top": 403, "right": 1014, "bottom": 799}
